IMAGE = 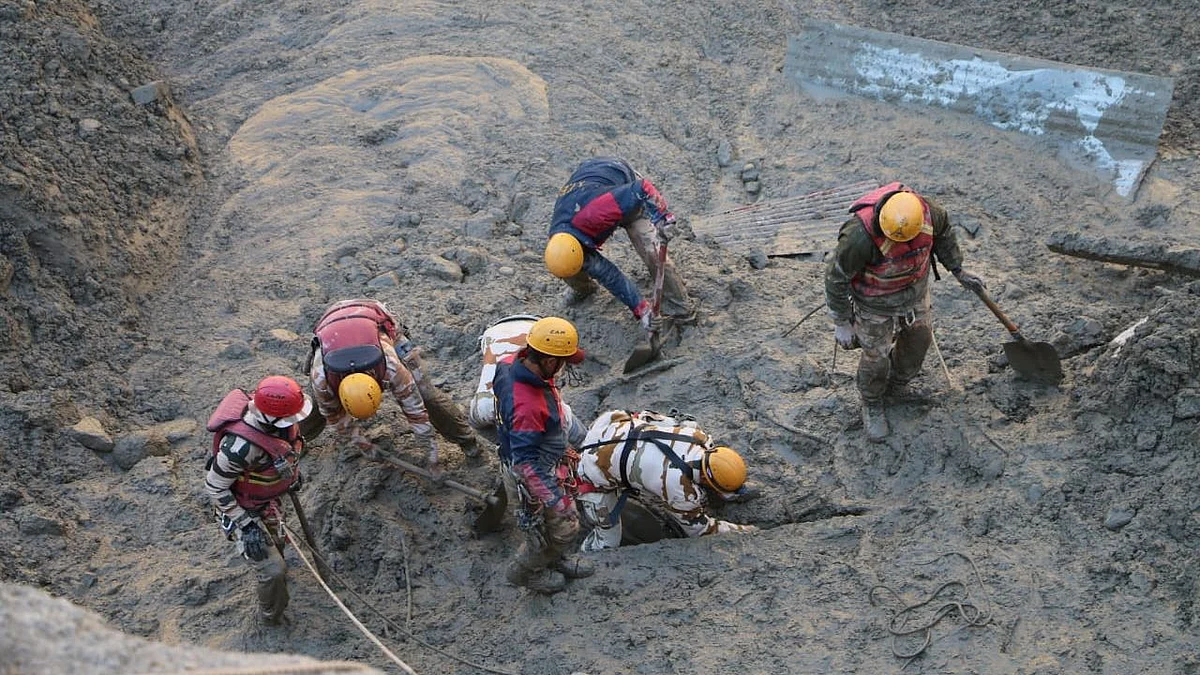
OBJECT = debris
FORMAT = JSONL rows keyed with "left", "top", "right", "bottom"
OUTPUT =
{"left": 130, "top": 80, "right": 167, "bottom": 105}
{"left": 1047, "top": 231, "right": 1200, "bottom": 278}
{"left": 787, "top": 20, "right": 1174, "bottom": 198}
{"left": 1104, "top": 507, "right": 1134, "bottom": 531}
{"left": 71, "top": 417, "right": 113, "bottom": 452}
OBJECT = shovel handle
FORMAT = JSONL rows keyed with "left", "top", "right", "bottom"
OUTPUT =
{"left": 378, "top": 455, "right": 497, "bottom": 505}
{"left": 971, "top": 286, "right": 1025, "bottom": 341}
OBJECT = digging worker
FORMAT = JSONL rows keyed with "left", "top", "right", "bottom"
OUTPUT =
{"left": 308, "top": 299, "right": 481, "bottom": 475}
{"left": 824, "top": 182, "right": 985, "bottom": 442}
{"left": 544, "top": 157, "right": 697, "bottom": 334}
{"left": 204, "top": 375, "right": 312, "bottom": 625}
{"left": 574, "top": 409, "right": 758, "bottom": 551}
{"left": 493, "top": 316, "right": 594, "bottom": 594}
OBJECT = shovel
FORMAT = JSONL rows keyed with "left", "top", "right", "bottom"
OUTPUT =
{"left": 376, "top": 455, "right": 508, "bottom": 535}
{"left": 970, "top": 286, "right": 1064, "bottom": 385}
{"left": 623, "top": 237, "right": 668, "bottom": 373}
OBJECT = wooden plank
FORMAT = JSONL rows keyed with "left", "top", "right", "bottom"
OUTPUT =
{"left": 1046, "top": 231, "right": 1200, "bottom": 278}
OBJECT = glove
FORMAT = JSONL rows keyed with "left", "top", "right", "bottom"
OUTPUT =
{"left": 655, "top": 213, "right": 679, "bottom": 241}
{"left": 349, "top": 428, "right": 380, "bottom": 459}
{"left": 424, "top": 436, "right": 445, "bottom": 483}
{"left": 288, "top": 471, "right": 304, "bottom": 494}
{"left": 640, "top": 311, "right": 663, "bottom": 334}
{"left": 834, "top": 322, "right": 857, "bottom": 349}
{"left": 952, "top": 268, "right": 986, "bottom": 294}
{"left": 238, "top": 521, "right": 270, "bottom": 562}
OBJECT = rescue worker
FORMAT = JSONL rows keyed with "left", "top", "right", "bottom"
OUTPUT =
{"left": 466, "top": 314, "right": 542, "bottom": 442}
{"left": 544, "top": 157, "right": 697, "bottom": 335}
{"left": 575, "top": 409, "right": 758, "bottom": 551}
{"left": 204, "top": 375, "right": 311, "bottom": 625}
{"left": 308, "top": 299, "right": 481, "bottom": 475}
{"left": 824, "top": 183, "right": 985, "bottom": 442}
{"left": 493, "top": 316, "right": 594, "bottom": 594}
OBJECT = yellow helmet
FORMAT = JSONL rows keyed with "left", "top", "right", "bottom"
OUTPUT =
{"left": 701, "top": 446, "right": 747, "bottom": 493}
{"left": 526, "top": 316, "right": 580, "bottom": 358}
{"left": 878, "top": 191, "right": 925, "bottom": 242}
{"left": 544, "top": 232, "right": 584, "bottom": 278}
{"left": 338, "top": 372, "right": 383, "bottom": 420}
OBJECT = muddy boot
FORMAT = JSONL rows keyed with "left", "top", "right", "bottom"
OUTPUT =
{"left": 560, "top": 286, "right": 595, "bottom": 307}
{"left": 459, "top": 436, "right": 482, "bottom": 459}
{"left": 862, "top": 401, "right": 890, "bottom": 442}
{"left": 888, "top": 377, "right": 936, "bottom": 402}
{"left": 507, "top": 563, "right": 566, "bottom": 594}
{"left": 554, "top": 554, "right": 596, "bottom": 579}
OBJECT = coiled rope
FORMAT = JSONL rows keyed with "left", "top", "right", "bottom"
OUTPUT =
{"left": 868, "top": 551, "right": 994, "bottom": 667}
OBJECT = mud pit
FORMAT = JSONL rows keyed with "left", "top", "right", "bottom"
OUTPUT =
{"left": 1, "top": 1, "right": 1198, "bottom": 673}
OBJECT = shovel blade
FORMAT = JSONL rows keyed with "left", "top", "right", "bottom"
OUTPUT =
{"left": 623, "top": 334, "right": 662, "bottom": 374}
{"left": 471, "top": 483, "right": 508, "bottom": 536}
{"left": 1003, "top": 339, "right": 1064, "bottom": 385}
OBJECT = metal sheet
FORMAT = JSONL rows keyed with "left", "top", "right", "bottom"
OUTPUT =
{"left": 691, "top": 180, "right": 875, "bottom": 257}
{"left": 786, "top": 20, "right": 1175, "bottom": 198}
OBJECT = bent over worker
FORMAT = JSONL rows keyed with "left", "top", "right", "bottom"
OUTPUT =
{"left": 308, "top": 299, "right": 481, "bottom": 474}
{"left": 205, "top": 375, "right": 311, "bottom": 625}
{"left": 493, "top": 316, "right": 594, "bottom": 594}
{"left": 544, "top": 157, "right": 697, "bottom": 334}
{"left": 575, "top": 409, "right": 757, "bottom": 551}
{"left": 824, "top": 183, "right": 985, "bottom": 442}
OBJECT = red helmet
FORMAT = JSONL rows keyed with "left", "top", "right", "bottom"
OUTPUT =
{"left": 251, "top": 376, "right": 312, "bottom": 427}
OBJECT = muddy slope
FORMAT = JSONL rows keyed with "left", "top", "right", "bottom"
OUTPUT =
{"left": 2, "top": 1, "right": 1198, "bottom": 674}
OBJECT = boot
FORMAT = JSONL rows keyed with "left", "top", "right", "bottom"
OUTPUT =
{"left": 506, "top": 563, "right": 566, "bottom": 594}
{"left": 554, "top": 554, "right": 596, "bottom": 579}
{"left": 862, "top": 401, "right": 890, "bottom": 442}
{"left": 560, "top": 286, "right": 595, "bottom": 307}
{"left": 888, "top": 377, "right": 936, "bottom": 402}
{"left": 459, "top": 436, "right": 482, "bottom": 459}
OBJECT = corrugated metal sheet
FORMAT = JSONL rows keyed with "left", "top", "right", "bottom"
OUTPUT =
{"left": 691, "top": 180, "right": 875, "bottom": 257}
{"left": 786, "top": 20, "right": 1174, "bottom": 198}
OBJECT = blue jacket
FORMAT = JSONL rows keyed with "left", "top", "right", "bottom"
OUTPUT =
{"left": 548, "top": 158, "right": 673, "bottom": 313}
{"left": 493, "top": 357, "right": 571, "bottom": 471}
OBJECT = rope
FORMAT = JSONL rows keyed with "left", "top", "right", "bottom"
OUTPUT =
{"left": 280, "top": 523, "right": 419, "bottom": 675}
{"left": 868, "top": 552, "right": 994, "bottom": 665}
{"left": 782, "top": 301, "right": 827, "bottom": 337}
{"left": 146, "top": 662, "right": 375, "bottom": 675}
{"left": 281, "top": 524, "right": 517, "bottom": 675}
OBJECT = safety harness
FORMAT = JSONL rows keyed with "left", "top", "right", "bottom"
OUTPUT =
{"left": 576, "top": 421, "right": 708, "bottom": 526}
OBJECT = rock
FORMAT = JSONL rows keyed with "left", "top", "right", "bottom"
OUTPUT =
{"left": 17, "top": 511, "right": 64, "bottom": 536}
{"left": 78, "top": 118, "right": 101, "bottom": 135}
{"left": 130, "top": 81, "right": 167, "bottom": 105}
{"left": 150, "top": 419, "right": 198, "bottom": 444}
{"left": 1135, "top": 430, "right": 1158, "bottom": 451}
{"left": 744, "top": 180, "right": 761, "bottom": 195}
{"left": 716, "top": 140, "right": 733, "bottom": 167}
{"left": 218, "top": 342, "right": 252, "bottom": 360}
{"left": 1173, "top": 389, "right": 1200, "bottom": 420}
{"left": 112, "top": 432, "right": 168, "bottom": 470}
{"left": 746, "top": 251, "right": 770, "bottom": 270}
{"left": 71, "top": 417, "right": 114, "bottom": 452}
{"left": 740, "top": 162, "right": 759, "bottom": 182}
{"left": 269, "top": 328, "right": 299, "bottom": 343}
{"left": 367, "top": 271, "right": 400, "bottom": 288}
{"left": 447, "top": 247, "right": 490, "bottom": 275}
{"left": 463, "top": 217, "right": 495, "bottom": 239}
{"left": 420, "top": 255, "right": 463, "bottom": 283}
{"left": 389, "top": 237, "right": 408, "bottom": 254}
{"left": 1052, "top": 316, "right": 1104, "bottom": 357}
{"left": 1104, "top": 507, "right": 1134, "bottom": 531}
{"left": 498, "top": 266, "right": 515, "bottom": 276}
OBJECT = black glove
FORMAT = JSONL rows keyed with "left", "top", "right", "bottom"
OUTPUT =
{"left": 239, "top": 521, "right": 270, "bottom": 562}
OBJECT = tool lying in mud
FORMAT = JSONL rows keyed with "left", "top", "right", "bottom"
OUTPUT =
{"left": 623, "top": 235, "right": 668, "bottom": 373}
{"left": 970, "top": 286, "right": 1064, "bottom": 385}
{"left": 377, "top": 455, "right": 508, "bottom": 535}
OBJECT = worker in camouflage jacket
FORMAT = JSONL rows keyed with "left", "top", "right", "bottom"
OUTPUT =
{"left": 575, "top": 409, "right": 758, "bottom": 551}
{"left": 824, "top": 183, "right": 985, "bottom": 441}
{"left": 308, "top": 299, "right": 481, "bottom": 476}
{"left": 204, "top": 376, "right": 311, "bottom": 625}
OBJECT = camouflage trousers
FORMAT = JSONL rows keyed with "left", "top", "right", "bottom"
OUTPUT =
{"left": 853, "top": 297, "right": 933, "bottom": 403}
{"left": 240, "top": 512, "right": 288, "bottom": 624}
{"left": 508, "top": 463, "right": 580, "bottom": 573}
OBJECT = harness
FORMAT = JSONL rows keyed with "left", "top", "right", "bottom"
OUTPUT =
{"left": 576, "top": 422, "right": 707, "bottom": 526}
